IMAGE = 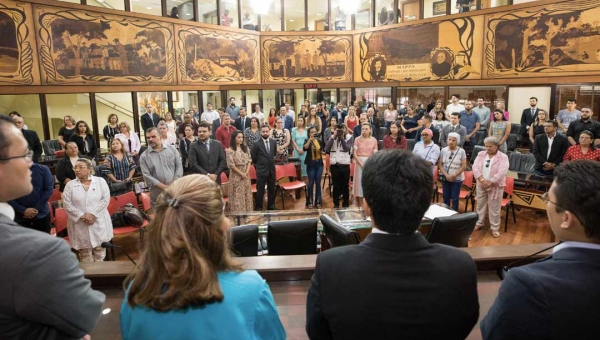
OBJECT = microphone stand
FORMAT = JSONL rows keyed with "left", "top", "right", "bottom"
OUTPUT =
{"left": 101, "top": 242, "right": 137, "bottom": 265}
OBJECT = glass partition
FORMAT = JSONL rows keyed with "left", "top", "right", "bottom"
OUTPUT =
{"left": 245, "top": 90, "right": 260, "bottom": 110}
{"left": 308, "top": 0, "right": 328, "bottom": 31}
{"left": 203, "top": 91, "right": 222, "bottom": 109}
{"left": 94, "top": 92, "right": 134, "bottom": 149}
{"left": 166, "top": 0, "right": 195, "bottom": 20}
{"left": 401, "top": 0, "right": 420, "bottom": 21}
{"left": 261, "top": 1, "right": 282, "bottom": 31}
{"left": 448, "top": 86, "right": 507, "bottom": 112}
{"left": 331, "top": 0, "right": 352, "bottom": 31}
{"left": 240, "top": 0, "right": 259, "bottom": 30}
{"left": 219, "top": 0, "right": 239, "bottom": 28}
{"left": 0, "top": 95, "right": 43, "bottom": 139}
{"left": 376, "top": 0, "right": 395, "bottom": 26}
{"left": 556, "top": 85, "right": 600, "bottom": 119}
{"left": 88, "top": 0, "right": 125, "bottom": 11}
{"left": 262, "top": 90, "right": 277, "bottom": 115}
{"left": 46, "top": 93, "right": 93, "bottom": 139}
{"left": 340, "top": 88, "right": 352, "bottom": 107}
{"left": 356, "top": 87, "right": 392, "bottom": 114}
{"left": 198, "top": 0, "right": 219, "bottom": 24}
{"left": 321, "top": 89, "right": 338, "bottom": 108}
{"left": 130, "top": 0, "right": 163, "bottom": 16}
{"left": 481, "top": 0, "right": 509, "bottom": 9}
{"left": 355, "top": 0, "right": 372, "bottom": 30}
{"left": 307, "top": 89, "right": 319, "bottom": 106}
{"left": 173, "top": 91, "right": 199, "bottom": 117}
{"left": 285, "top": 0, "right": 306, "bottom": 31}
{"left": 423, "top": 0, "right": 446, "bottom": 19}
{"left": 451, "top": 0, "right": 476, "bottom": 15}
{"left": 397, "top": 86, "right": 445, "bottom": 113}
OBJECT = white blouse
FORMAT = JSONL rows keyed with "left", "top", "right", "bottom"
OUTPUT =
{"left": 62, "top": 176, "right": 113, "bottom": 250}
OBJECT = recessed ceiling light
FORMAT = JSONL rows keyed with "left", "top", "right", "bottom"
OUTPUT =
{"left": 102, "top": 308, "right": 111, "bottom": 315}
{"left": 289, "top": 19, "right": 294, "bottom": 21}
{"left": 147, "top": 6, "right": 153, "bottom": 9}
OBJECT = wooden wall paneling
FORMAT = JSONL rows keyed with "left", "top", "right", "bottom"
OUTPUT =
{"left": 131, "top": 92, "right": 140, "bottom": 135}
{"left": 88, "top": 92, "right": 100, "bottom": 148}
{"left": 39, "top": 93, "right": 49, "bottom": 140}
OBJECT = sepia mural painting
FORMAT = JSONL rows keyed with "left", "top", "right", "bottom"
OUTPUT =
{"left": 35, "top": 5, "right": 176, "bottom": 85}
{"left": 0, "top": 0, "right": 39, "bottom": 85}
{"left": 485, "top": 0, "right": 600, "bottom": 78}
{"left": 356, "top": 16, "right": 484, "bottom": 82}
{"left": 261, "top": 35, "right": 352, "bottom": 83}
{"left": 177, "top": 25, "right": 259, "bottom": 84}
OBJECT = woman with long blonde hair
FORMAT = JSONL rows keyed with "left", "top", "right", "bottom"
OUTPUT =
{"left": 121, "top": 175, "right": 285, "bottom": 339}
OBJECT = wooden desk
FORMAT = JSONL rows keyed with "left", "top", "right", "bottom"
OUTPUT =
{"left": 81, "top": 243, "right": 556, "bottom": 287}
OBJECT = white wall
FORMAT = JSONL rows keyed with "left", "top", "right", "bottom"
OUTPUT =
{"left": 512, "top": 0, "right": 539, "bottom": 4}
{"left": 507, "top": 86, "right": 551, "bottom": 125}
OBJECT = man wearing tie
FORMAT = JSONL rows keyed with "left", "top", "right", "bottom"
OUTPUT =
{"left": 520, "top": 97, "right": 539, "bottom": 138}
{"left": 440, "top": 112, "right": 467, "bottom": 147}
{"left": 251, "top": 124, "right": 277, "bottom": 211}
{"left": 234, "top": 106, "right": 252, "bottom": 132}
{"left": 187, "top": 122, "right": 227, "bottom": 184}
{"left": 366, "top": 108, "right": 381, "bottom": 140}
{"left": 141, "top": 104, "right": 160, "bottom": 142}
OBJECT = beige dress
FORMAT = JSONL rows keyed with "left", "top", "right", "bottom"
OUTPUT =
{"left": 226, "top": 148, "right": 253, "bottom": 213}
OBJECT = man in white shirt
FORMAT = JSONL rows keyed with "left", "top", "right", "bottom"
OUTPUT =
{"left": 482, "top": 160, "right": 600, "bottom": 340}
{"left": 200, "top": 103, "right": 219, "bottom": 123}
{"left": 445, "top": 94, "right": 465, "bottom": 119}
{"left": 285, "top": 102, "right": 295, "bottom": 121}
{"left": 251, "top": 104, "right": 265, "bottom": 124}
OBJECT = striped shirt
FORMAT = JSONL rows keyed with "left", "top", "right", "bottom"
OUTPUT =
{"left": 105, "top": 154, "right": 136, "bottom": 181}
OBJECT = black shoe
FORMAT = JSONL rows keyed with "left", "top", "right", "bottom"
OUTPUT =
{"left": 267, "top": 206, "right": 276, "bottom": 210}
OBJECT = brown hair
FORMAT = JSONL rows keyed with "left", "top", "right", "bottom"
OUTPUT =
{"left": 107, "top": 113, "right": 119, "bottom": 124}
{"left": 125, "top": 175, "right": 243, "bottom": 311}
{"left": 109, "top": 138, "right": 127, "bottom": 155}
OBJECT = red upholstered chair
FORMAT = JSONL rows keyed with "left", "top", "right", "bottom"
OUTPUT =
{"left": 140, "top": 192, "right": 154, "bottom": 219}
{"left": 249, "top": 164, "right": 258, "bottom": 194}
{"left": 48, "top": 188, "right": 61, "bottom": 203}
{"left": 108, "top": 191, "right": 146, "bottom": 259}
{"left": 220, "top": 172, "right": 229, "bottom": 207}
{"left": 275, "top": 163, "right": 307, "bottom": 209}
{"left": 471, "top": 177, "right": 516, "bottom": 232}
{"left": 437, "top": 170, "right": 474, "bottom": 212}
{"left": 53, "top": 208, "right": 70, "bottom": 245}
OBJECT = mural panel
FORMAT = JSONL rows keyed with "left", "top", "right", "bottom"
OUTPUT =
{"left": 35, "top": 5, "right": 176, "bottom": 85}
{"left": 0, "top": 0, "right": 40, "bottom": 85}
{"left": 485, "top": 0, "right": 600, "bottom": 78}
{"left": 177, "top": 25, "right": 259, "bottom": 84}
{"left": 356, "top": 17, "right": 484, "bottom": 82}
{"left": 261, "top": 35, "right": 352, "bottom": 83}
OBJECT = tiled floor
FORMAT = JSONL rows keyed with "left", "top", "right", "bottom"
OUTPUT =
{"left": 91, "top": 272, "right": 501, "bottom": 340}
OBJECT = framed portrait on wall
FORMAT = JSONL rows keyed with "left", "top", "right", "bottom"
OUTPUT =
{"left": 433, "top": 1, "right": 446, "bottom": 16}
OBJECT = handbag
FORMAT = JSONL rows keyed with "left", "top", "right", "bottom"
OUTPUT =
{"left": 109, "top": 181, "right": 131, "bottom": 196}
{"left": 439, "top": 148, "right": 461, "bottom": 182}
{"left": 110, "top": 203, "right": 148, "bottom": 228}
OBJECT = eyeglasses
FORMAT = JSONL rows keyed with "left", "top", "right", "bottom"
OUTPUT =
{"left": 541, "top": 192, "right": 585, "bottom": 226}
{"left": 485, "top": 160, "right": 491, "bottom": 168}
{"left": 0, "top": 149, "right": 33, "bottom": 162}
{"left": 448, "top": 152, "right": 454, "bottom": 159}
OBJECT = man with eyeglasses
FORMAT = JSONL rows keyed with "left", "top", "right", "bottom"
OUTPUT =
{"left": 481, "top": 160, "right": 600, "bottom": 340}
{"left": 532, "top": 120, "right": 569, "bottom": 176}
{"left": 566, "top": 106, "right": 600, "bottom": 146}
{"left": 0, "top": 115, "right": 104, "bottom": 339}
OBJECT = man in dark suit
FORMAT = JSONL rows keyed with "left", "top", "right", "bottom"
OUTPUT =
{"left": 306, "top": 150, "right": 479, "bottom": 340}
{"left": 187, "top": 122, "right": 227, "bottom": 184}
{"left": 353, "top": 113, "right": 369, "bottom": 139}
{"left": 140, "top": 104, "right": 160, "bottom": 141}
{"left": 0, "top": 115, "right": 105, "bottom": 339}
{"left": 532, "top": 120, "right": 569, "bottom": 176}
{"left": 12, "top": 115, "right": 42, "bottom": 163}
{"left": 481, "top": 160, "right": 600, "bottom": 340}
{"left": 251, "top": 124, "right": 277, "bottom": 211}
{"left": 519, "top": 96, "right": 539, "bottom": 137}
{"left": 234, "top": 106, "right": 251, "bottom": 132}
{"left": 366, "top": 107, "right": 382, "bottom": 140}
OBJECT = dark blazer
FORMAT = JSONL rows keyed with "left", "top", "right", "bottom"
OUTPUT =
{"left": 55, "top": 156, "right": 76, "bottom": 192}
{"left": 520, "top": 107, "right": 539, "bottom": 135}
{"left": 70, "top": 134, "right": 97, "bottom": 159}
{"left": 140, "top": 113, "right": 160, "bottom": 134}
{"left": 22, "top": 129, "right": 42, "bottom": 163}
{"left": 250, "top": 137, "right": 277, "bottom": 177}
{"left": 212, "top": 118, "right": 223, "bottom": 138}
{"left": 415, "top": 125, "right": 440, "bottom": 144}
{"left": 306, "top": 232, "right": 479, "bottom": 340}
{"left": 187, "top": 139, "right": 227, "bottom": 184}
{"left": 532, "top": 133, "right": 569, "bottom": 171}
{"left": 481, "top": 247, "right": 600, "bottom": 340}
{"left": 234, "top": 117, "right": 252, "bottom": 132}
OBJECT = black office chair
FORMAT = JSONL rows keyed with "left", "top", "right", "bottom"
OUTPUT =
{"left": 42, "top": 139, "right": 62, "bottom": 156}
{"left": 378, "top": 127, "right": 388, "bottom": 141}
{"left": 474, "top": 131, "right": 486, "bottom": 146}
{"left": 470, "top": 145, "right": 486, "bottom": 164}
{"left": 267, "top": 218, "right": 318, "bottom": 255}
{"left": 508, "top": 152, "right": 522, "bottom": 171}
{"left": 518, "top": 153, "right": 536, "bottom": 174}
{"left": 229, "top": 224, "right": 260, "bottom": 257}
{"left": 506, "top": 134, "right": 517, "bottom": 152}
{"left": 406, "top": 139, "right": 416, "bottom": 151}
{"left": 320, "top": 214, "right": 360, "bottom": 249}
{"left": 426, "top": 212, "right": 478, "bottom": 248}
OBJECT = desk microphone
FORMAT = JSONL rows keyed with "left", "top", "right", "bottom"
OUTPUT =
{"left": 497, "top": 241, "right": 561, "bottom": 280}
{"left": 101, "top": 242, "right": 137, "bottom": 265}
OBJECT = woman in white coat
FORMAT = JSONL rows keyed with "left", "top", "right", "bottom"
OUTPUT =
{"left": 62, "top": 158, "right": 113, "bottom": 262}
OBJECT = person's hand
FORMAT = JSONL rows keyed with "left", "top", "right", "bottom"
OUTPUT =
{"left": 155, "top": 183, "right": 167, "bottom": 190}
{"left": 446, "top": 174, "right": 455, "bottom": 182}
{"left": 83, "top": 213, "right": 95, "bottom": 225}
{"left": 465, "top": 136, "right": 471, "bottom": 142}
{"left": 82, "top": 335, "right": 91, "bottom": 340}
{"left": 298, "top": 149, "right": 304, "bottom": 155}
{"left": 131, "top": 151, "right": 138, "bottom": 156}
{"left": 562, "top": 128, "right": 567, "bottom": 134}
{"left": 208, "top": 174, "right": 218, "bottom": 181}
{"left": 543, "top": 162, "right": 553, "bottom": 171}
{"left": 23, "top": 208, "right": 38, "bottom": 219}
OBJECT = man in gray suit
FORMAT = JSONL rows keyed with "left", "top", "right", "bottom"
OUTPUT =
{"left": 0, "top": 114, "right": 105, "bottom": 339}
{"left": 440, "top": 112, "right": 467, "bottom": 147}
{"left": 188, "top": 121, "right": 227, "bottom": 184}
